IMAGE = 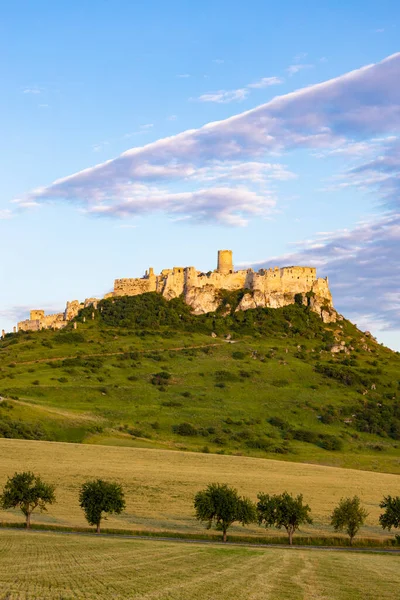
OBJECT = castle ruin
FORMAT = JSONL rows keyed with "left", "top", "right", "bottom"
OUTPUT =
{"left": 16, "top": 250, "right": 336, "bottom": 333}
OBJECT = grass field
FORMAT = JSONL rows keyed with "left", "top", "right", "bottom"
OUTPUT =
{"left": 0, "top": 530, "right": 399, "bottom": 599}
{"left": 1, "top": 301, "right": 400, "bottom": 473}
{"left": 0, "top": 439, "right": 399, "bottom": 542}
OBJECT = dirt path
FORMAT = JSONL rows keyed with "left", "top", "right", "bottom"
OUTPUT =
{"left": 13, "top": 341, "right": 236, "bottom": 366}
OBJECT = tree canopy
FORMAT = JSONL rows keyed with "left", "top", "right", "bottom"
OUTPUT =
{"left": 0, "top": 471, "right": 55, "bottom": 528}
{"left": 257, "top": 491, "right": 312, "bottom": 545}
{"left": 194, "top": 483, "right": 256, "bottom": 542}
{"left": 330, "top": 496, "right": 368, "bottom": 544}
{"left": 79, "top": 479, "right": 126, "bottom": 533}
{"left": 379, "top": 495, "right": 400, "bottom": 532}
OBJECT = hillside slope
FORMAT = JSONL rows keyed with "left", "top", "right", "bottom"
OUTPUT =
{"left": 0, "top": 293, "right": 399, "bottom": 472}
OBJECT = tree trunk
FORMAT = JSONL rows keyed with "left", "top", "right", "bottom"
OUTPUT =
{"left": 26, "top": 512, "right": 31, "bottom": 529}
{"left": 96, "top": 522, "right": 101, "bottom": 534}
{"left": 223, "top": 529, "right": 227, "bottom": 543}
{"left": 288, "top": 529, "right": 293, "bottom": 545}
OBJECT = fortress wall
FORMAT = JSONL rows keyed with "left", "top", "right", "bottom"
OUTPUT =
{"left": 114, "top": 278, "right": 152, "bottom": 296}
{"left": 160, "top": 269, "right": 186, "bottom": 299}
{"left": 18, "top": 312, "right": 67, "bottom": 332}
{"left": 18, "top": 319, "right": 41, "bottom": 332}
{"left": 192, "top": 270, "right": 248, "bottom": 291}
{"left": 14, "top": 251, "right": 335, "bottom": 332}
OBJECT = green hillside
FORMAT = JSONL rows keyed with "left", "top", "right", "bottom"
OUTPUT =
{"left": 0, "top": 293, "right": 399, "bottom": 472}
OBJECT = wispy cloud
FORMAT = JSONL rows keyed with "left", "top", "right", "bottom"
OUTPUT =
{"left": 198, "top": 88, "right": 249, "bottom": 103}
{"left": 123, "top": 124, "right": 155, "bottom": 138}
{"left": 247, "top": 76, "right": 284, "bottom": 89}
{"left": 286, "top": 64, "right": 313, "bottom": 76}
{"left": 15, "top": 53, "right": 400, "bottom": 230}
{"left": 85, "top": 186, "right": 275, "bottom": 227}
{"left": 168, "top": 115, "right": 177, "bottom": 121}
{"left": 250, "top": 211, "right": 400, "bottom": 331}
{"left": 92, "top": 141, "right": 110, "bottom": 153}
{"left": 198, "top": 74, "right": 284, "bottom": 103}
{"left": 0, "top": 209, "right": 13, "bottom": 219}
{"left": 177, "top": 74, "right": 190, "bottom": 78}
{"left": 23, "top": 87, "right": 41, "bottom": 95}
{"left": 212, "top": 59, "right": 224, "bottom": 64}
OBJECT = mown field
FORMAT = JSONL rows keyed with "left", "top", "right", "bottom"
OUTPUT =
{"left": 0, "top": 439, "right": 399, "bottom": 542}
{"left": 0, "top": 530, "right": 399, "bottom": 600}
{"left": 0, "top": 296, "right": 399, "bottom": 473}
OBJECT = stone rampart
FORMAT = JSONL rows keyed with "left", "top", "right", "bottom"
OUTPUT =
{"left": 15, "top": 250, "right": 336, "bottom": 332}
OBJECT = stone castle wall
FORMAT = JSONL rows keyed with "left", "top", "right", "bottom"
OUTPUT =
{"left": 16, "top": 250, "right": 336, "bottom": 332}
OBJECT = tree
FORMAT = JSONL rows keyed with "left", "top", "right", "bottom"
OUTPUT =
{"left": 0, "top": 471, "right": 55, "bottom": 529}
{"left": 194, "top": 483, "right": 256, "bottom": 542}
{"left": 379, "top": 495, "right": 400, "bottom": 534}
{"left": 79, "top": 479, "right": 125, "bottom": 533}
{"left": 257, "top": 491, "right": 312, "bottom": 545}
{"left": 330, "top": 496, "right": 368, "bottom": 545}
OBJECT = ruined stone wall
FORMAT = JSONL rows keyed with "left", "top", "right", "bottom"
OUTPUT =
{"left": 15, "top": 250, "right": 336, "bottom": 332}
{"left": 114, "top": 277, "right": 154, "bottom": 296}
{"left": 18, "top": 312, "right": 67, "bottom": 332}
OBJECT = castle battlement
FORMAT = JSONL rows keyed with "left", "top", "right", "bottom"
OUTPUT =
{"left": 15, "top": 250, "right": 336, "bottom": 333}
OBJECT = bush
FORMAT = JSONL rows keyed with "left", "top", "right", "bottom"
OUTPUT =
{"left": 172, "top": 422, "right": 198, "bottom": 436}
{"left": 161, "top": 400, "right": 182, "bottom": 408}
{"left": 215, "top": 370, "right": 240, "bottom": 383}
{"left": 318, "top": 434, "right": 343, "bottom": 451}
{"left": 232, "top": 351, "right": 246, "bottom": 360}
{"left": 151, "top": 372, "right": 171, "bottom": 386}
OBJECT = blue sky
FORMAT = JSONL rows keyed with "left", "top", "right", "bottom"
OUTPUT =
{"left": 1, "top": 1, "right": 399, "bottom": 350}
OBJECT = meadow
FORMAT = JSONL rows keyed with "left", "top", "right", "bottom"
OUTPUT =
{"left": 0, "top": 438, "right": 399, "bottom": 542}
{"left": 0, "top": 529, "right": 399, "bottom": 600}
{"left": 1, "top": 297, "right": 399, "bottom": 473}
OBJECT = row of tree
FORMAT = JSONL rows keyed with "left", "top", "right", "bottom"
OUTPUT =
{"left": 195, "top": 483, "right": 400, "bottom": 545}
{"left": 0, "top": 472, "right": 125, "bottom": 533}
{"left": 1, "top": 473, "right": 400, "bottom": 545}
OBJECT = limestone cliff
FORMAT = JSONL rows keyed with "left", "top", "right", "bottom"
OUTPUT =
{"left": 16, "top": 249, "right": 337, "bottom": 332}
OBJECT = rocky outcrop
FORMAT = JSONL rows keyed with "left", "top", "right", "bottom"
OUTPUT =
{"left": 17, "top": 250, "right": 337, "bottom": 331}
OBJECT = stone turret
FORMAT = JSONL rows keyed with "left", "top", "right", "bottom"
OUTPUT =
{"left": 217, "top": 249, "right": 233, "bottom": 274}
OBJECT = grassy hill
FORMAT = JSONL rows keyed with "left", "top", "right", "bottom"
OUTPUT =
{"left": 0, "top": 292, "right": 399, "bottom": 472}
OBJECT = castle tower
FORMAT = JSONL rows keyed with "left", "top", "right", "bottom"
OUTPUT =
{"left": 30, "top": 310, "right": 45, "bottom": 321}
{"left": 217, "top": 250, "right": 233, "bottom": 274}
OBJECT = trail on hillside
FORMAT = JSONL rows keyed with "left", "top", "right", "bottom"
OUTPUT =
{"left": 12, "top": 341, "right": 236, "bottom": 366}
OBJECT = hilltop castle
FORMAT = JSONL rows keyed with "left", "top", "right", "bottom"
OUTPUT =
{"left": 15, "top": 250, "right": 336, "bottom": 333}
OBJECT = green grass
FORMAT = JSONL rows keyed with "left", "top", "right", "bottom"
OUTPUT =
{"left": 0, "top": 530, "right": 399, "bottom": 599}
{"left": 0, "top": 297, "right": 399, "bottom": 472}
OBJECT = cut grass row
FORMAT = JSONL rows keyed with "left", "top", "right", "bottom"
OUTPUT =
{"left": 0, "top": 530, "right": 399, "bottom": 599}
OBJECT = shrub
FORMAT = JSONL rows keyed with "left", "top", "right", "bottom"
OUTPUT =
{"left": 172, "top": 422, "right": 198, "bottom": 436}
{"left": 151, "top": 372, "right": 171, "bottom": 386}
{"left": 232, "top": 351, "right": 246, "bottom": 360}
{"left": 161, "top": 400, "right": 183, "bottom": 408}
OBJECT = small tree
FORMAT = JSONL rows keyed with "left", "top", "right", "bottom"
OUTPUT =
{"left": 379, "top": 495, "right": 400, "bottom": 536}
{"left": 257, "top": 491, "right": 312, "bottom": 545}
{"left": 330, "top": 496, "right": 368, "bottom": 545}
{"left": 0, "top": 471, "right": 55, "bottom": 529}
{"left": 79, "top": 479, "right": 125, "bottom": 533}
{"left": 194, "top": 483, "right": 256, "bottom": 542}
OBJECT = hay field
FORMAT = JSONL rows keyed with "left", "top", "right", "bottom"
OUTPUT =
{"left": 0, "top": 439, "right": 399, "bottom": 539}
{"left": 0, "top": 530, "right": 399, "bottom": 599}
